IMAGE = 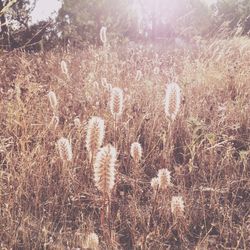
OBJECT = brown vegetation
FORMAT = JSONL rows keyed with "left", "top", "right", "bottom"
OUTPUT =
{"left": 0, "top": 38, "right": 249, "bottom": 249}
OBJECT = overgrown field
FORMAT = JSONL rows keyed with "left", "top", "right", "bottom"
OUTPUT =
{"left": 0, "top": 38, "right": 249, "bottom": 249}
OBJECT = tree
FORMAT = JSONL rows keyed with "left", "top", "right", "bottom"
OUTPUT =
{"left": 212, "top": 0, "right": 250, "bottom": 36}
{"left": 0, "top": 0, "right": 37, "bottom": 49}
{"left": 56, "top": 0, "right": 138, "bottom": 47}
{"left": 136, "top": 0, "right": 211, "bottom": 41}
{"left": 0, "top": 0, "right": 54, "bottom": 50}
{"left": 0, "top": 0, "right": 14, "bottom": 48}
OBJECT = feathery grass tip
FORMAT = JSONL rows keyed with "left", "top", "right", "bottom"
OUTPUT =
{"left": 130, "top": 142, "right": 142, "bottom": 163}
{"left": 94, "top": 144, "right": 116, "bottom": 194}
{"left": 86, "top": 116, "right": 105, "bottom": 160}
{"left": 57, "top": 137, "right": 73, "bottom": 162}
{"left": 164, "top": 82, "right": 181, "bottom": 121}
{"left": 110, "top": 87, "right": 123, "bottom": 118}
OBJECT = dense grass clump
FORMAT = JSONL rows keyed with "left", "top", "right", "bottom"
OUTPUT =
{"left": 0, "top": 38, "right": 249, "bottom": 249}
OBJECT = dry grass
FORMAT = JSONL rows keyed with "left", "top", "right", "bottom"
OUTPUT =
{"left": 0, "top": 38, "right": 249, "bottom": 249}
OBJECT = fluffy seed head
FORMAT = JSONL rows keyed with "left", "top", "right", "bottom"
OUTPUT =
{"left": 101, "top": 77, "right": 107, "bottom": 88}
{"left": 93, "top": 81, "right": 99, "bottom": 89}
{"left": 100, "top": 26, "right": 107, "bottom": 44}
{"left": 164, "top": 82, "right": 181, "bottom": 121}
{"left": 153, "top": 66, "right": 160, "bottom": 75}
{"left": 60, "top": 60, "right": 69, "bottom": 76}
{"left": 110, "top": 87, "right": 123, "bottom": 117}
{"left": 135, "top": 70, "right": 142, "bottom": 81}
{"left": 86, "top": 117, "right": 105, "bottom": 159}
{"left": 47, "top": 91, "right": 58, "bottom": 111}
{"left": 85, "top": 232, "right": 99, "bottom": 250}
{"left": 57, "top": 137, "right": 73, "bottom": 161}
{"left": 107, "top": 83, "right": 112, "bottom": 92}
{"left": 171, "top": 196, "right": 185, "bottom": 218}
{"left": 49, "top": 115, "right": 59, "bottom": 129}
{"left": 150, "top": 177, "right": 159, "bottom": 191}
{"left": 94, "top": 145, "right": 116, "bottom": 194}
{"left": 130, "top": 142, "right": 142, "bottom": 163}
{"left": 74, "top": 117, "right": 81, "bottom": 128}
{"left": 157, "top": 168, "right": 172, "bottom": 190}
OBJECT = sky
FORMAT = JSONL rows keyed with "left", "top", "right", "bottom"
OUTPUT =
{"left": 31, "top": 0, "right": 217, "bottom": 23}
{"left": 31, "top": 0, "right": 62, "bottom": 23}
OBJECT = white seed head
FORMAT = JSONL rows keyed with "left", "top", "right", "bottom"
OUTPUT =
{"left": 130, "top": 142, "right": 142, "bottom": 163}
{"left": 107, "top": 83, "right": 113, "bottom": 92}
{"left": 47, "top": 91, "right": 58, "bottom": 110}
{"left": 153, "top": 66, "right": 160, "bottom": 75}
{"left": 49, "top": 115, "right": 59, "bottom": 129}
{"left": 74, "top": 117, "right": 81, "bottom": 128}
{"left": 86, "top": 117, "right": 105, "bottom": 159}
{"left": 101, "top": 77, "right": 108, "bottom": 88}
{"left": 164, "top": 82, "right": 181, "bottom": 121}
{"left": 57, "top": 137, "right": 73, "bottom": 161}
{"left": 93, "top": 81, "right": 99, "bottom": 89}
{"left": 135, "top": 70, "right": 142, "bottom": 81}
{"left": 110, "top": 87, "right": 123, "bottom": 117}
{"left": 85, "top": 232, "right": 99, "bottom": 250}
{"left": 157, "top": 168, "right": 172, "bottom": 190}
{"left": 60, "top": 60, "right": 69, "bottom": 76}
{"left": 100, "top": 26, "right": 107, "bottom": 44}
{"left": 171, "top": 196, "right": 185, "bottom": 218}
{"left": 150, "top": 177, "right": 159, "bottom": 191}
{"left": 94, "top": 144, "right": 116, "bottom": 194}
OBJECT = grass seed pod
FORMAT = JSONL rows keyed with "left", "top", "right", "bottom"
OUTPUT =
{"left": 130, "top": 142, "right": 142, "bottom": 163}
{"left": 94, "top": 144, "right": 116, "bottom": 195}
{"left": 100, "top": 26, "right": 107, "bottom": 44}
{"left": 135, "top": 70, "right": 142, "bottom": 81}
{"left": 151, "top": 177, "right": 159, "bottom": 191}
{"left": 153, "top": 66, "right": 160, "bottom": 75}
{"left": 110, "top": 87, "right": 123, "bottom": 118}
{"left": 171, "top": 196, "right": 185, "bottom": 218}
{"left": 164, "top": 82, "right": 181, "bottom": 121}
{"left": 86, "top": 116, "right": 105, "bottom": 160}
{"left": 74, "top": 117, "right": 81, "bottom": 128}
{"left": 49, "top": 115, "right": 59, "bottom": 129}
{"left": 157, "top": 168, "right": 172, "bottom": 190}
{"left": 48, "top": 91, "right": 58, "bottom": 111}
{"left": 61, "top": 60, "right": 69, "bottom": 77}
{"left": 57, "top": 137, "right": 73, "bottom": 161}
{"left": 85, "top": 232, "right": 99, "bottom": 250}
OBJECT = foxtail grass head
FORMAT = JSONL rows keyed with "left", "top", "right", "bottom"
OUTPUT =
{"left": 85, "top": 232, "right": 99, "bottom": 250}
{"left": 101, "top": 77, "right": 108, "bottom": 88}
{"left": 49, "top": 115, "right": 59, "bottom": 130}
{"left": 57, "top": 137, "right": 73, "bottom": 162}
{"left": 74, "top": 117, "right": 81, "bottom": 128}
{"left": 171, "top": 196, "right": 185, "bottom": 218}
{"left": 86, "top": 116, "right": 105, "bottom": 161}
{"left": 48, "top": 91, "right": 58, "bottom": 111}
{"left": 130, "top": 142, "right": 142, "bottom": 163}
{"left": 153, "top": 66, "right": 160, "bottom": 75}
{"left": 135, "top": 70, "right": 142, "bottom": 81}
{"left": 157, "top": 168, "right": 172, "bottom": 190}
{"left": 110, "top": 87, "right": 123, "bottom": 118}
{"left": 164, "top": 82, "right": 181, "bottom": 121}
{"left": 94, "top": 144, "right": 116, "bottom": 195}
{"left": 150, "top": 177, "right": 159, "bottom": 191}
{"left": 100, "top": 26, "right": 107, "bottom": 45}
{"left": 60, "top": 60, "right": 69, "bottom": 78}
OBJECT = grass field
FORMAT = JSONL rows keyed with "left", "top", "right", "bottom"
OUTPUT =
{"left": 0, "top": 37, "right": 249, "bottom": 249}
